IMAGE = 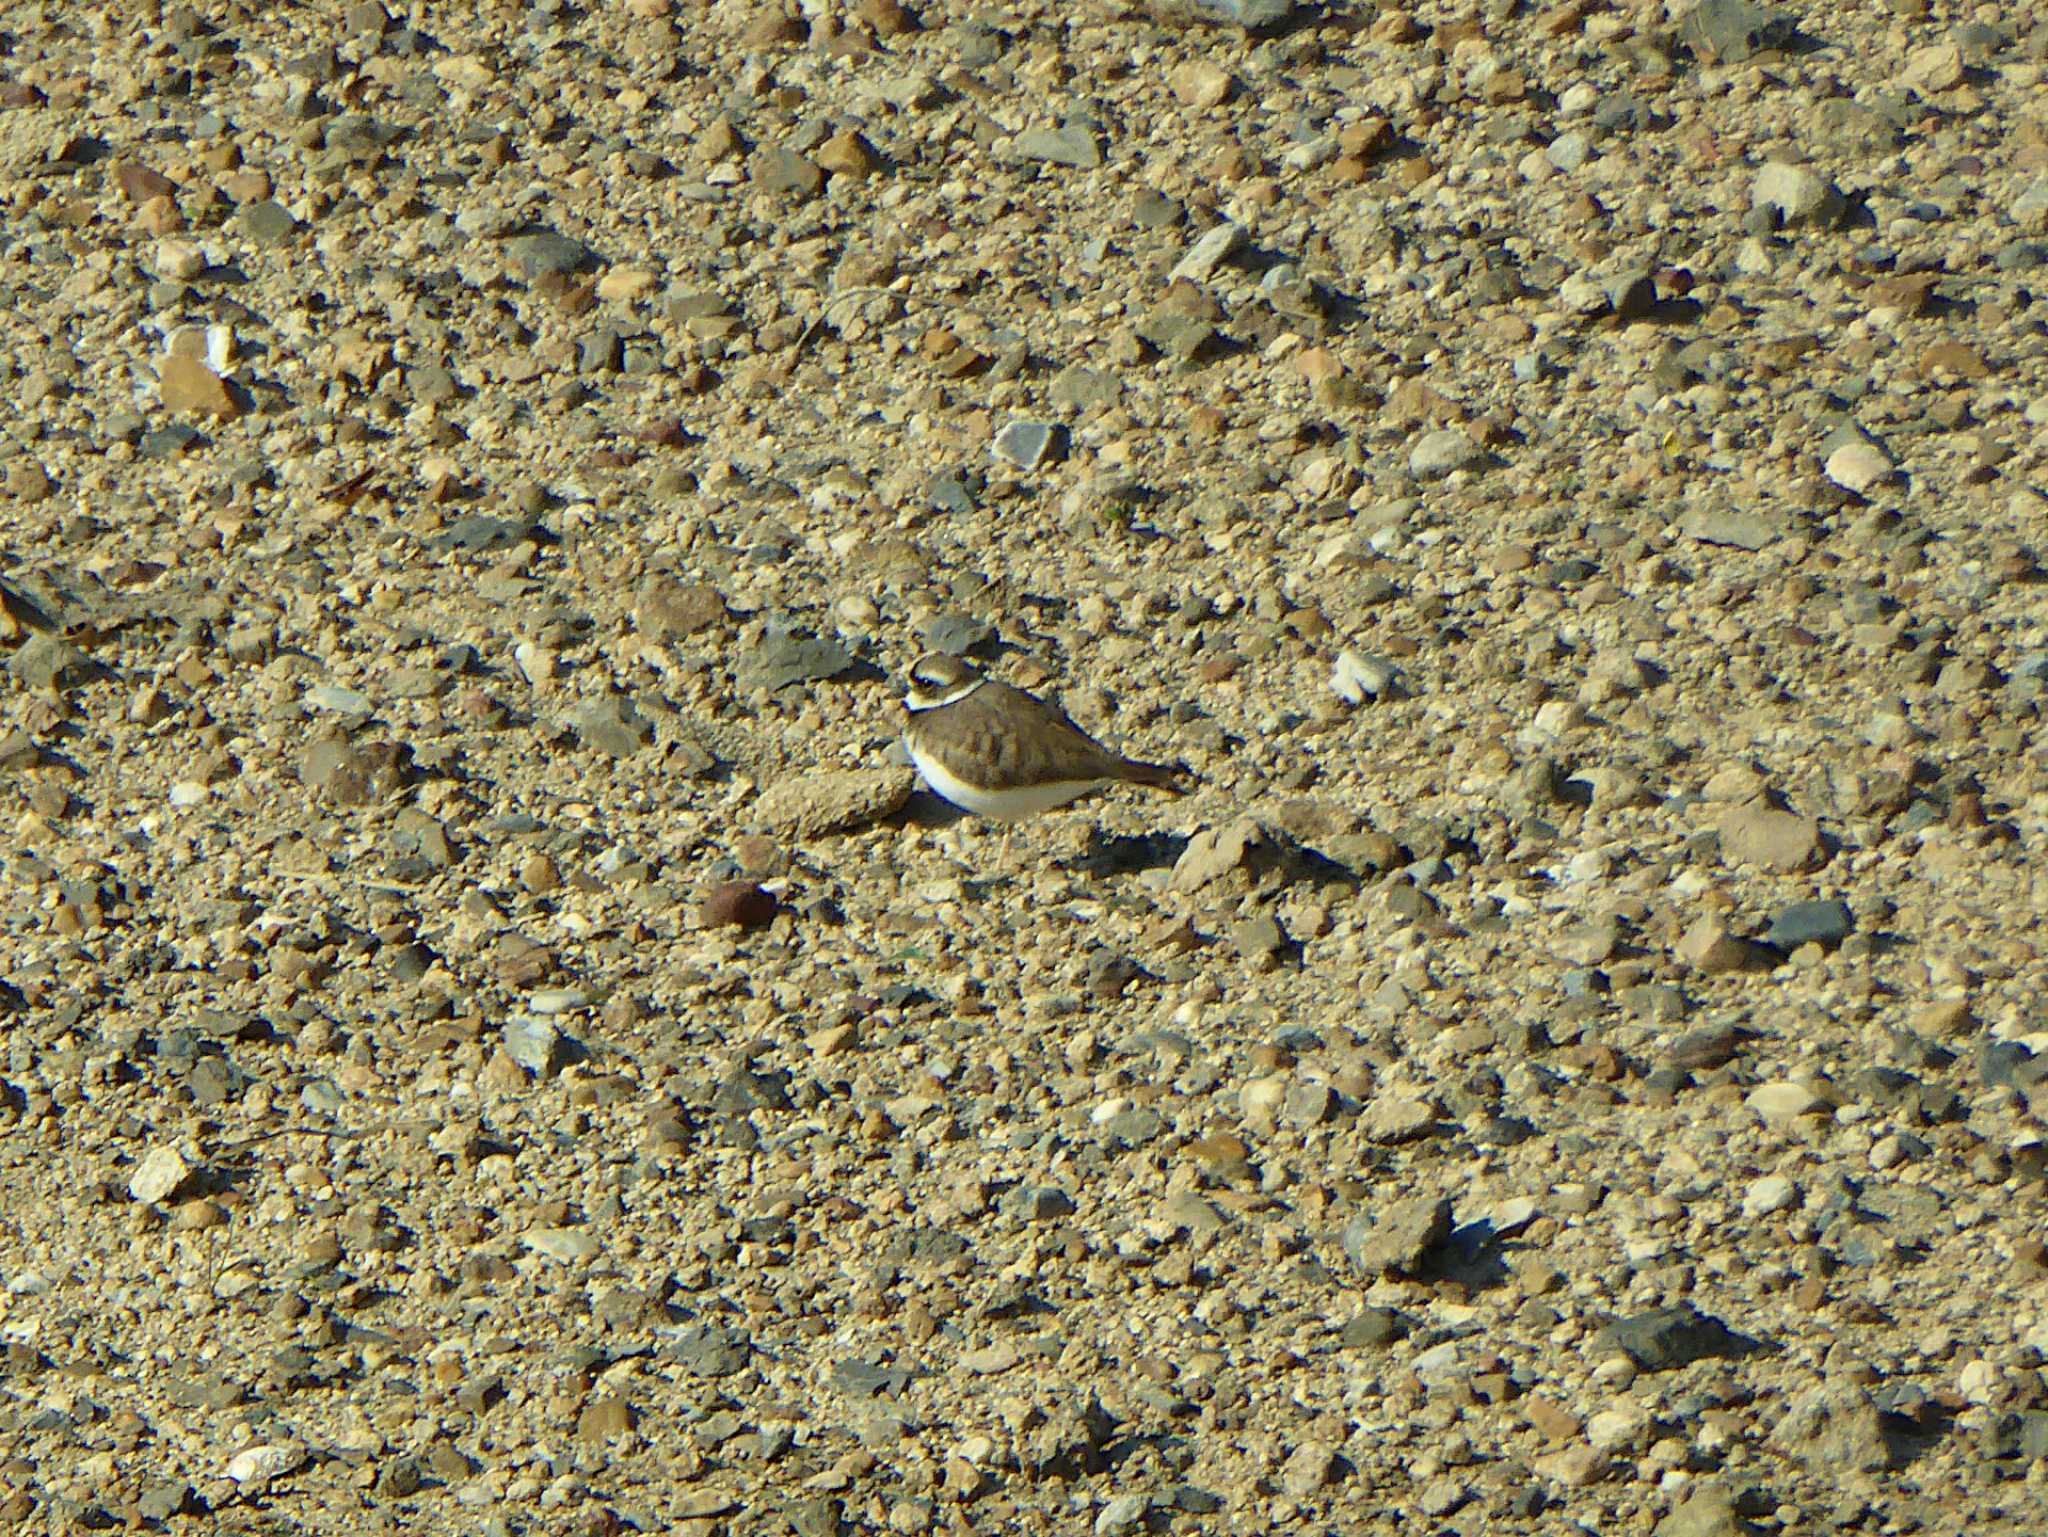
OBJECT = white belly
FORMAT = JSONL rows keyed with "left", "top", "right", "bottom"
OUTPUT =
{"left": 907, "top": 739, "right": 1103, "bottom": 821}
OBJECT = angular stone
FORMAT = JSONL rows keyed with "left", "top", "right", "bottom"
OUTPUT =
{"left": 754, "top": 767, "right": 914, "bottom": 839}
{"left": 570, "top": 695, "right": 655, "bottom": 758}
{"left": 523, "top": 1226, "right": 600, "bottom": 1263}
{"left": 1719, "top": 804, "right": 1821, "bottom": 871}
{"left": 158, "top": 354, "right": 242, "bottom": 418}
{"left": 1595, "top": 1305, "right": 1747, "bottom": 1371}
{"left": 1409, "top": 428, "right": 1483, "bottom": 480}
{"left": 1169, "top": 222, "right": 1245, "bottom": 284}
{"left": 1752, "top": 162, "right": 1843, "bottom": 227}
{"left": 1676, "top": 913, "right": 1767, "bottom": 974}
{"left": 992, "top": 420, "right": 1059, "bottom": 470}
{"left": 1771, "top": 1386, "right": 1898, "bottom": 1472}
{"left": 1341, "top": 1195, "right": 1451, "bottom": 1277}
{"left": 743, "top": 629, "right": 857, "bottom": 691}
{"left": 1016, "top": 125, "right": 1101, "bottom": 169}
{"left": 1677, "top": 0, "right": 1793, "bottom": 62}
{"left": 129, "top": 1146, "right": 192, "bottom": 1205}
{"left": 1746, "top": 1081, "right": 1826, "bottom": 1125}
{"left": 510, "top": 230, "right": 596, "bottom": 278}
{"left": 1766, "top": 899, "right": 1852, "bottom": 951}
{"left": 756, "top": 144, "right": 824, "bottom": 198}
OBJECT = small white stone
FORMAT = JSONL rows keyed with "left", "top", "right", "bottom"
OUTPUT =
{"left": 129, "top": 1146, "right": 191, "bottom": 1205}
{"left": 523, "top": 1226, "right": 601, "bottom": 1264}
{"left": 1585, "top": 1406, "right": 1649, "bottom": 1453}
{"left": 1746, "top": 1082, "right": 1826, "bottom": 1125}
{"left": 1743, "top": 1174, "right": 1797, "bottom": 1216}
{"left": 1824, "top": 439, "right": 1895, "bottom": 495}
{"left": 1331, "top": 650, "right": 1397, "bottom": 705}
{"left": 225, "top": 1444, "right": 304, "bottom": 1485}
{"left": 1753, "top": 162, "right": 1843, "bottom": 226}
{"left": 153, "top": 237, "right": 207, "bottom": 281}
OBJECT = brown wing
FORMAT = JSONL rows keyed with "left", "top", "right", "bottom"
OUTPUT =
{"left": 967, "top": 683, "right": 1188, "bottom": 791}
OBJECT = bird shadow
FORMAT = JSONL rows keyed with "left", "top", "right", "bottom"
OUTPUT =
{"left": 1071, "top": 827, "right": 1189, "bottom": 875}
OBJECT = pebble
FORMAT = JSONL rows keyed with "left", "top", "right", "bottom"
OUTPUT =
{"left": 1678, "top": 0, "right": 1793, "bottom": 62}
{"left": 1747, "top": 1082, "right": 1827, "bottom": 1125}
{"left": 700, "top": 881, "right": 779, "bottom": 929}
{"left": 1752, "top": 162, "right": 1844, "bottom": 228}
{"left": 1330, "top": 650, "right": 1398, "bottom": 705}
{"left": 1169, "top": 223, "right": 1245, "bottom": 285}
{"left": 743, "top": 629, "right": 857, "bottom": 691}
{"left": 1822, "top": 434, "right": 1896, "bottom": 495}
{"left": 1277, "top": 1443, "right": 1338, "bottom": 1497}
{"left": 1655, "top": 1484, "right": 1747, "bottom": 1537}
{"left": 1765, "top": 899, "right": 1852, "bottom": 951}
{"left": 1742, "top": 1175, "right": 1797, "bottom": 1217}
{"left": 992, "top": 420, "right": 1060, "bottom": 470}
{"left": 1718, "top": 804, "right": 1821, "bottom": 872}
{"left": 1341, "top": 1195, "right": 1451, "bottom": 1277}
{"left": 224, "top": 1445, "right": 304, "bottom": 1486}
{"left": 501, "top": 1016, "right": 564, "bottom": 1077}
{"left": 754, "top": 767, "right": 914, "bottom": 839}
{"left": 158, "top": 354, "right": 241, "bottom": 418}
{"left": 523, "top": 1226, "right": 601, "bottom": 1264}
{"left": 1408, "top": 428, "right": 1483, "bottom": 480}
{"left": 1095, "top": 1494, "right": 1151, "bottom": 1534}
{"left": 1596, "top": 1306, "right": 1747, "bottom": 1371}
{"left": 128, "top": 1147, "right": 192, "bottom": 1205}
{"left": 1016, "top": 125, "right": 1101, "bottom": 170}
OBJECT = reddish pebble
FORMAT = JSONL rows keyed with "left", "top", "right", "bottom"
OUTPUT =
{"left": 701, "top": 880, "right": 777, "bottom": 929}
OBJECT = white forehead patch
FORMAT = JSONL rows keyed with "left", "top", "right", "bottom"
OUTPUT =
{"left": 905, "top": 676, "right": 985, "bottom": 711}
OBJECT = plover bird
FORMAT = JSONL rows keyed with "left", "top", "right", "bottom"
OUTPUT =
{"left": 901, "top": 652, "right": 1189, "bottom": 860}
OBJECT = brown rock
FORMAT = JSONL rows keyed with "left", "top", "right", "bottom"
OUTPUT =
{"left": 158, "top": 354, "right": 243, "bottom": 418}
{"left": 753, "top": 767, "right": 914, "bottom": 839}
{"left": 635, "top": 576, "right": 729, "bottom": 637}
{"left": 860, "top": 0, "right": 918, "bottom": 34}
{"left": 1524, "top": 1396, "right": 1584, "bottom": 1444}
{"left": 701, "top": 881, "right": 778, "bottom": 929}
{"left": 1718, "top": 804, "right": 1822, "bottom": 871}
{"left": 1918, "top": 342, "right": 1989, "bottom": 380}
{"left": 743, "top": 7, "right": 804, "bottom": 46}
{"left": 816, "top": 130, "right": 878, "bottom": 177}
{"left": 112, "top": 160, "right": 175, "bottom": 201}
{"left": 1169, "top": 60, "right": 1234, "bottom": 109}
{"left": 1676, "top": 913, "right": 1768, "bottom": 974}
{"left": 577, "top": 1396, "right": 635, "bottom": 1442}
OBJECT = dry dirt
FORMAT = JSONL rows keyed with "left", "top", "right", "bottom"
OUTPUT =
{"left": 3, "top": 0, "right": 2048, "bottom": 1533}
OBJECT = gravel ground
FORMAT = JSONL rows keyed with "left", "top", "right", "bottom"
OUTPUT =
{"left": 3, "top": 0, "right": 2048, "bottom": 1532}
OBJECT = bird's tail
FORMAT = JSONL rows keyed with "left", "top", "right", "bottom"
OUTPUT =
{"left": 1122, "top": 759, "right": 1192, "bottom": 796}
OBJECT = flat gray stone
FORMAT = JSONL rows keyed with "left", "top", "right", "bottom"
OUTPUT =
{"left": 1678, "top": 507, "right": 1781, "bottom": 550}
{"left": 743, "top": 629, "right": 857, "bottom": 691}
{"left": 1016, "top": 125, "right": 1101, "bottom": 170}
{"left": 1767, "top": 899, "right": 1853, "bottom": 951}
{"left": 509, "top": 230, "right": 596, "bottom": 278}
{"left": 1678, "top": 0, "right": 1794, "bottom": 62}
{"left": 1595, "top": 1304, "right": 1748, "bottom": 1371}
{"left": 1169, "top": 222, "right": 1245, "bottom": 284}
{"left": 993, "top": 419, "right": 1060, "bottom": 470}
